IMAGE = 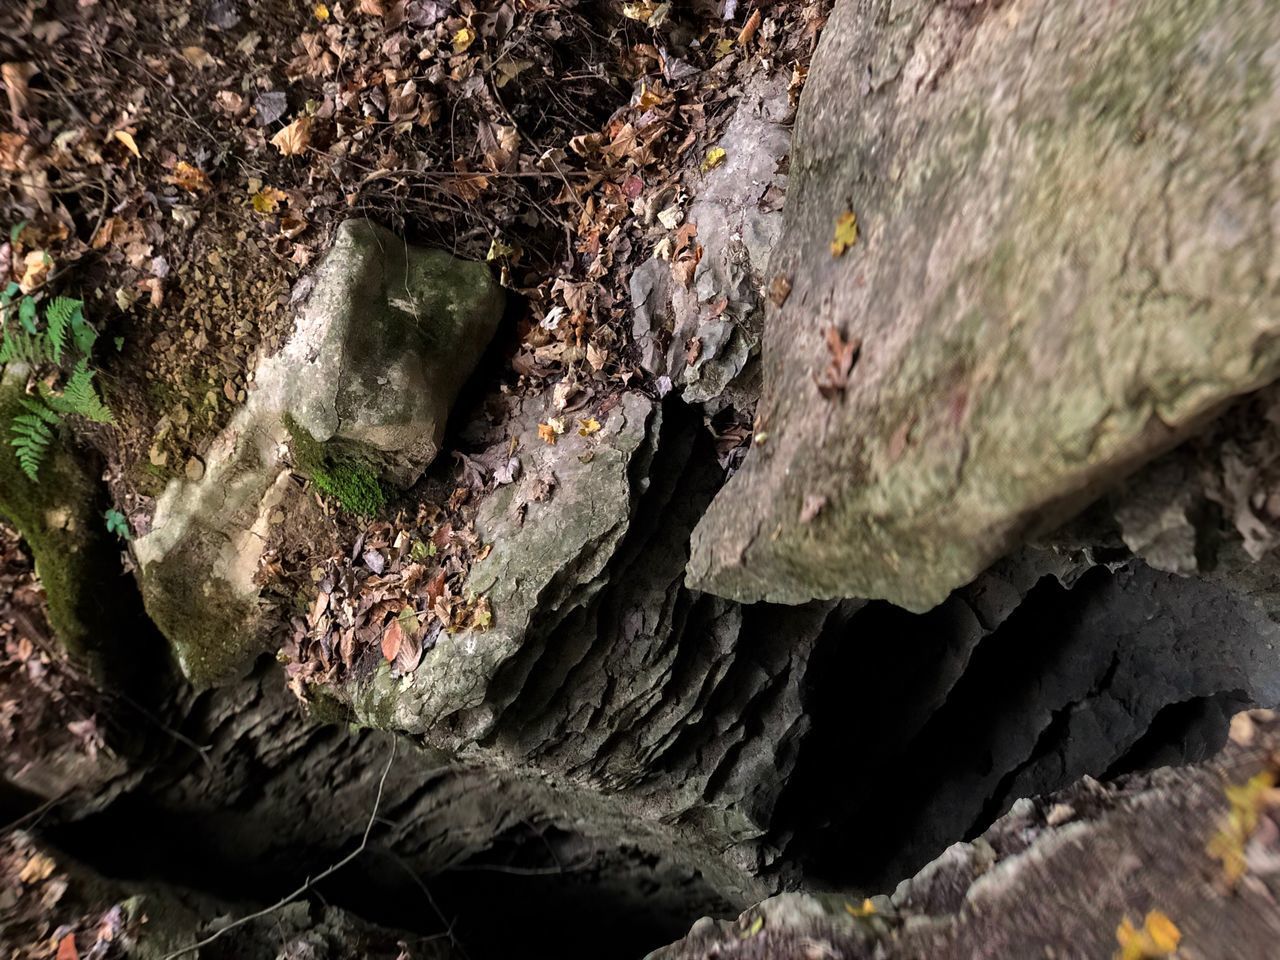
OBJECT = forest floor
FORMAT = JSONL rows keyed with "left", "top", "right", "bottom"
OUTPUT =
{"left": 0, "top": 1, "right": 826, "bottom": 704}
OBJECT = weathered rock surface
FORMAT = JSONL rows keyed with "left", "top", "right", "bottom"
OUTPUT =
{"left": 653, "top": 709, "right": 1280, "bottom": 960}
{"left": 631, "top": 73, "right": 791, "bottom": 408}
{"left": 688, "top": 0, "right": 1280, "bottom": 611}
{"left": 0, "top": 368, "right": 130, "bottom": 677}
{"left": 134, "top": 220, "right": 503, "bottom": 686}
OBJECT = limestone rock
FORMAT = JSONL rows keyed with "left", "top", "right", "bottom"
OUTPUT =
{"left": 135, "top": 220, "right": 503, "bottom": 686}
{"left": 688, "top": 0, "right": 1280, "bottom": 611}
{"left": 653, "top": 710, "right": 1280, "bottom": 960}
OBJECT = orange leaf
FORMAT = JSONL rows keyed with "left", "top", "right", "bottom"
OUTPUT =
{"left": 381, "top": 617, "right": 403, "bottom": 662}
{"left": 56, "top": 934, "right": 78, "bottom": 960}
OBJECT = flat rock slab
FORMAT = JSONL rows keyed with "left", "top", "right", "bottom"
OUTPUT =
{"left": 136, "top": 220, "right": 503, "bottom": 685}
{"left": 688, "top": 0, "right": 1280, "bottom": 611}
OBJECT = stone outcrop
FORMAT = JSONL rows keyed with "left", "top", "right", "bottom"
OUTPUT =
{"left": 135, "top": 220, "right": 503, "bottom": 686}
{"left": 688, "top": 0, "right": 1280, "bottom": 611}
{"left": 652, "top": 709, "right": 1280, "bottom": 960}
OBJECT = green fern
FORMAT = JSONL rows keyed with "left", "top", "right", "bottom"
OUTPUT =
{"left": 9, "top": 398, "right": 59, "bottom": 480}
{"left": 43, "top": 296, "right": 79, "bottom": 363}
{"left": 3, "top": 296, "right": 112, "bottom": 481}
{"left": 42, "top": 359, "right": 114, "bottom": 423}
{"left": 0, "top": 326, "right": 45, "bottom": 365}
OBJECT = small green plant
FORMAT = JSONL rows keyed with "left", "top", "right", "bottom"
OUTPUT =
{"left": 104, "top": 508, "right": 131, "bottom": 540}
{"left": 1, "top": 289, "right": 114, "bottom": 480}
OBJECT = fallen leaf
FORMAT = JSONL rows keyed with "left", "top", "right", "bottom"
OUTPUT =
{"left": 1115, "top": 910, "right": 1180, "bottom": 960}
{"left": 181, "top": 46, "right": 217, "bottom": 69}
{"left": 166, "top": 161, "right": 210, "bottom": 194}
{"left": 815, "top": 325, "right": 861, "bottom": 399}
{"left": 18, "top": 249, "right": 51, "bottom": 293}
{"left": 271, "top": 116, "right": 313, "bottom": 156}
{"left": 55, "top": 933, "right": 78, "bottom": 960}
{"left": 831, "top": 210, "right": 858, "bottom": 256}
{"left": 714, "top": 38, "right": 734, "bottom": 59}
{"left": 768, "top": 274, "right": 792, "bottom": 306}
{"left": 701, "top": 146, "right": 726, "bottom": 173}
{"left": 18, "top": 853, "right": 56, "bottom": 884}
{"left": 359, "top": 0, "right": 383, "bottom": 13}
{"left": 381, "top": 616, "right": 403, "bottom": 661}
{"left": 1, "top": 62, "right": 36, "bottom": 131}
{"left": 578, "top": 417, "right": 601, "bottom": 436}
{"left": 112, "top": 129, "right": 142, "bottom": 159}
{"left": 844, "top": 899, "right": 876, "bottom": 918}
{"left": 737, "top": 9, "right": 762, "bottom": 46}
{"left": 537, "top": 420, "right": 563, "bottom": 445}
{"left": 313, "top": 3, "right": 330, "bottom": 20}
{"left": 452, "top": 26, "right": 476, "bottom": 53}
{"left": 251, "top": 186, "right": 288, "bottom": 213}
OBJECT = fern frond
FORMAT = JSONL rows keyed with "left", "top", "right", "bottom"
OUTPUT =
{"left": 0, "top": 326, "right": 49, "bottom": 366}
{"left": 42, "top": 359, "right": 114, "bottom": 423}
{"left": 9, "top": 408, "right": 55, "bottom": 481}
{"left": 44, "top": 296, "right": 80, "bottom": 364}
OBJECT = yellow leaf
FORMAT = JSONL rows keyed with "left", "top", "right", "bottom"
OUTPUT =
{"left": 701, "top": 146, "right": 726, "bottom": 173}
{"left": 740, "top": 915, "right": 764, "bottom": 938}
{"left": 714, "top": 38, "right": 734, "bottom": 59}
{"left": 578, "top": 417, "right": 601, "bottom": 436}
{"left": 18, "top": 853, "right": 56, "bottom": 884}
{"left": 845, "top": 899, "right": 876, "bottom": 918}
{"left": 251, "top": 186, "right": 288, "bottom": 213}
{"left": 313, "top": 3, "right": 330, "bottom": 20}
{"left": 1115, "top": 910, "right": 1181, "bottom": 960}
{"left": 1208, "top": 769, "right": 1279, "bottom": 884}
{"left": 831, "top": 210, "right": 858, "bottom": 257}
{"left": 112, "top": 129, "right": 141, "bottom": 159}
{"left": 537, "top": 422, "right": 560, "bottom": 445}
{"left": 486, "top": 237, "right": 517, "bottom": 261}
{"left": 452, "top": 26, "right": 476, "bottom": 53}
{"left": 271, "top": 116, "right": 313, "bottom": 156}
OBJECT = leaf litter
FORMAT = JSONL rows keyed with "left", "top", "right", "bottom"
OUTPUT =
{"left": 0, "top": 0, "right": 828, "bottom": 703}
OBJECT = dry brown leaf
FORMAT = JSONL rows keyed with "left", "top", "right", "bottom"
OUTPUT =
{"left": 271, "top": 116, "right": 313, "bottom": 156}
{"left": 359, "top": 0, "right": 384, "bottom": 14}
{"left": 18, "top": 249, "right": 51, "bottom": 293}
{"left": 815, "top": 325, "right": 861, "bottom": 399}
{"left": 1, "top": 62, "right": 36, "bottom": 131}
{"left": 537, "top": 422, "right": 560, "bottom": 445}
{"left": 181, "top": 46, "right": 217, "bottom": 69}
{"left": 737, "top": 9, "right": 762, "bottom": 46}
{"left": 381, "top": 616, "right": 403, "bottom": 661}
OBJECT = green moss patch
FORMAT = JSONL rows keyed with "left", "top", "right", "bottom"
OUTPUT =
{"left": 283, "top": 414, "right": 387, "bottom": 516}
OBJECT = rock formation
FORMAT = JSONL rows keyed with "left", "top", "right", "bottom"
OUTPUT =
{"left": 133, "top": 220, "right": 504, "bottom": 685}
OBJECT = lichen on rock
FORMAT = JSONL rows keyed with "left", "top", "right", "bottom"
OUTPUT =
{"left": 134, "top": 220, "right": 504, "bottom": 686}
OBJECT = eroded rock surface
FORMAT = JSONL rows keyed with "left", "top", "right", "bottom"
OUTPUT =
{"left": 135, "top": 220, "right": 503, "bottom": 686}
{"left": 653, "top": 710, "right": 1280, "bottom": 960}
{"left": 688, "top": 0, "right": 1280, "bottom": 611}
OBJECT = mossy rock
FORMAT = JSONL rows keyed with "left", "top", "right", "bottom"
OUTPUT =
{"left": 0, "top": 371, "right": 118, "bottom": 670}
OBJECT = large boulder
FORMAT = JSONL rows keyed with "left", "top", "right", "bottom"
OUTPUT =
{"left": 688, "top": 0, "right": 1280, "bottom": 611}
{"left": 135, "top": 220, "right": 503, "bottom": 685}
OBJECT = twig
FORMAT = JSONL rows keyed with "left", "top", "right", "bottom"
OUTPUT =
{"left": 159, "top": 737, "right": 398, "bottom": 960}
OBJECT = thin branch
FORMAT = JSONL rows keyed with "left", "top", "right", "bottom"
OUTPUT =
{"left": 159, "top": 737, "right": 398, "bottom": 960}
